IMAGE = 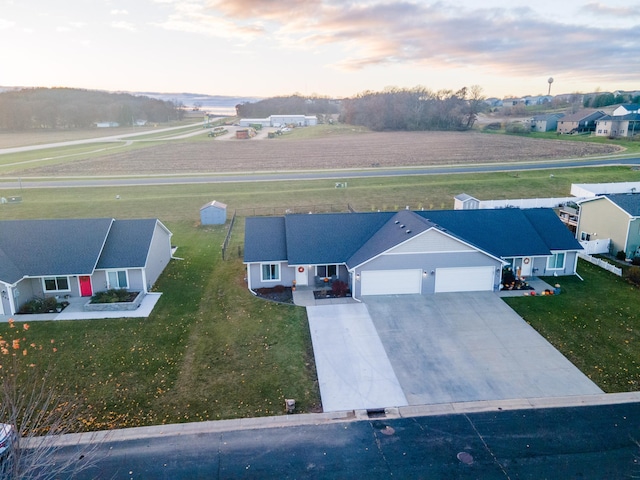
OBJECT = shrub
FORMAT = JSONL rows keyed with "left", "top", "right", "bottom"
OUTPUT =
{"left": 616, "top": 250, "right": 627, "bottom": 261}
{"left": 91, "top": 289, "right": 137, "bottom": 303}
{"left": 17, "top": 296, "right": 61, "bottom": 314}
{"left": 505, "top": 122, "right": 529, "bottom": 134}
{"left": 625, "top": 266, "right": 640, "bottom": 286}
{"left": 331, "top": 280, "right": 349, "bottom": 297}
{"left": 483, "top": 122, "right": 502, "bottom": 131}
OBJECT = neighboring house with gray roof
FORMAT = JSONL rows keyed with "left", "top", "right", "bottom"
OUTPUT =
{"left": 0, "top": 218, "right": 172, "bottom": 315}
{"left": 556, "top": 110, "right": 605, "bottom": 134}
{"left": 612, "top": 104, "right": 640, "bottom": 116}
{"left": 530, "top": 113, "right": 563, "bottom": 132}
{"left": 244, "top": 208, "right": 582, "bottom": 300}
{"left": 594, "top": 113, "right": 640, "bottom": 138}
{"left": 576, "top": 194, "right": 640, "bottom": 258}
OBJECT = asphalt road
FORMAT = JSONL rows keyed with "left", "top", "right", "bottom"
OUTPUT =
{"left": 49, "top": 402, "right": 640, "bottom": 479}
{"left": 1, "top": 156, "right": 640, "bottom": 190}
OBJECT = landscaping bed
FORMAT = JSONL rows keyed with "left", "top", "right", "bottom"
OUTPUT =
{"left": 255, "top": 286, "right": 294, "bottom": 304}
{"left": 85, "top": 289, "right": 143, "bottom": 311}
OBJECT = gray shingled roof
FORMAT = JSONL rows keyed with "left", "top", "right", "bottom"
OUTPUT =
{"left": 0, "top": 218, "right": 166, "bottom": 285}
{"left": 243, "top": 208, "right": 582, "bottom": 268}
{"left": 96, "top": 219, "right": 159, "bottom": 269}
{"left": 605, "top": 193, "right": 640, "bottom": 216}
{"left": 0, "top": 218, "right": 113, "bottom": 284}
{"left": 347, "top": 211, "right": 435, "bottom": 268}
{"left": 243, "top": 217, "right": 288, "bottom": 263}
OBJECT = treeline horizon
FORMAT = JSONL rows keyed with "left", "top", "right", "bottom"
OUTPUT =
{"left": 235, "top": 95, "right": 340, "bottom": 118}
{"left": 0, "top": 87, "right": 183, "bottom": 130}
{"left": 236, "top": 86, "right": 487, "bottom": 131}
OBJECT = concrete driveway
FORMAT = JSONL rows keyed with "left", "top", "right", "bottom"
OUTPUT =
{"left": 308, "top": 293, "right": 602, "bottom": 412}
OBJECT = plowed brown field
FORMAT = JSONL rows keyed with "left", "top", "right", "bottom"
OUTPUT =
{"left": 18, "top": 131, "right": 620, "bottom": 176}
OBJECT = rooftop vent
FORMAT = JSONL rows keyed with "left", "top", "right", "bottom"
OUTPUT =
{"left": 406, "top": 229, "right": 411, "bottom": 234}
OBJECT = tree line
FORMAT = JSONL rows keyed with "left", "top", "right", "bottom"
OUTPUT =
{"left": 340, "top": 86, "right": 486, "bottom": 131}
{"left": 584, "top": 92, "right": 640, "bottom": 109}
{"left": 235, "top": 94, "right": 340, "bottom": 118}
{"left": 0, "top": 87, "right": 182, "bottom": 130}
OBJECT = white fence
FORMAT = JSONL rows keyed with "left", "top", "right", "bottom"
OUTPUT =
{"left": 578, "top": 253, "right": 622, "bottom": 276}
{"left": 579, "top": 238, "right": 610, "bottom": 255}
{"left": 478, "top": 196, "right": 584, "bottom": 209}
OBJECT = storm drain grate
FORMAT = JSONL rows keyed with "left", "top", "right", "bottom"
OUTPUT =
{"left": 366, "top": 408, "right": 386, "bottom": 419}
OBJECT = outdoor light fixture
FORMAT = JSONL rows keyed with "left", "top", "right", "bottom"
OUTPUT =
{"left": 423, "top": 271, "right": 427, "bottom": 277}
{"left": 356, "top": 273, "right": 361, "bottom": 281}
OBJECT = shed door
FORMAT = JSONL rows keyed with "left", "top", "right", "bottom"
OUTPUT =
{"left": 361, "top": 269, "right": 422, "bottom": 296}
{"left": 434, "top": 267, "right": 494, "bottom": 293}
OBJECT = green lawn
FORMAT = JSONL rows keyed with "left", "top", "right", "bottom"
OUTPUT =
{"left": 0, "top": 221, "right": 318, "bottom": 429}
{"left": 1, "top": 166, "right": 640, "bottom": 430}
{"left": 505, "top": 260, "right": 640, "bottom": 392}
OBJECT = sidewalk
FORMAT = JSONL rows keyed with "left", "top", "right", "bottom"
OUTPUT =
{"left": 0, "top": 293, "right": 162, "bottom": 322}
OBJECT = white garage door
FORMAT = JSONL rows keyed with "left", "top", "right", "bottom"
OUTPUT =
{"left": 435, "top": 266, "right": 495, "bottom": 293}
{"left": 361, "top": 269, "right": 422, "bottom": 296}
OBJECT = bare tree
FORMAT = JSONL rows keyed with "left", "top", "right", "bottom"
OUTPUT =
{"left": 0, "top": 321, "right": 98, "bottom": 480}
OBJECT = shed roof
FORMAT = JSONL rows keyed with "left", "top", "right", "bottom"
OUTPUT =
{"left": 200, "top": 200, "right": 227, "bottom": 210}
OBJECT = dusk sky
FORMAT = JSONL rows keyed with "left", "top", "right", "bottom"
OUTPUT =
{"left": 1, "top": 0, "right": 638, "bottom": 99}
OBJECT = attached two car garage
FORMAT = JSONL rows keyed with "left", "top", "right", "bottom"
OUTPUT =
{"left": 360, "top": 266, "right": 495, "bottom": 295}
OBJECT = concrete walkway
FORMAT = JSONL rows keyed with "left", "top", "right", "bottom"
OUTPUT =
{"left": 306, "top": 304, "right": 408, "bottom": 412}
{"left": 0, "top": 293, "right": 162, "bottom": 322}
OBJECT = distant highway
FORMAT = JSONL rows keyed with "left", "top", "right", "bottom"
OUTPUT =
{"left": 0, "top": 156, "right": 639, "bottom": 189}
{"left": 0, "top": 121, "right": 208, "bottom": 155}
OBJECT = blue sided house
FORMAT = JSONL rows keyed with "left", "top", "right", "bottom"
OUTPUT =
{"left": 243, "top": 208, "right": 582, "bottom": 300}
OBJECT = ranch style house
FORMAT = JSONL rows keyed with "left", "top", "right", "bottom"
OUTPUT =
{"left": 0, "top": 218, "right": 172, "bottom": 315}
{"left": 244, "top": 208, "right": 582, "bottom": 300}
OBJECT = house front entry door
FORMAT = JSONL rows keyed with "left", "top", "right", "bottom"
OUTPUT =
{"left": 79, "top": 276, "right": 93, "bottom": 296}
{"left": 295, "top": 266, "right": 309, "bottom": 286}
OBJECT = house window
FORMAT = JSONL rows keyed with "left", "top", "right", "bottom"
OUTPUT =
{"left": 580, "top": 232, "right": 591, "bottom": 241}
{"left": 316, "top": 265, "right": 337, "bottom": 278}
{"left": 43, "top": 276, "right": 70, "bottom": 292}
{"left": 261, "top": 263, "right": 280, "bottom": 282}
{"left": 107, "top": 270, "right": 128, "bottom": 289}
{"left": 547, "top": 253, "right": 566, "bottom": 270}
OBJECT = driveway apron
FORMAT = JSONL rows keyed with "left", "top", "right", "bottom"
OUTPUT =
{"left": 306, "top": 304, "right": 408, "bottom": 412}
{"left": 364, "top": 293, "right": 603, "bottom": 405}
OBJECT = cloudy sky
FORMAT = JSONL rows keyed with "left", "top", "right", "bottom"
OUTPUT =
{"left": 0, "top": 0, "right": 638, "bottom": 99}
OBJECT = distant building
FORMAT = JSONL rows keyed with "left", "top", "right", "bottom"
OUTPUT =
{"left": 200, "top": 200, "right": 227, "bottom": 225}
{"left": 556, "top": 110, "right": 605, "bottom": 134}
{"left": 238, "top": 115, "right": 317, "bottom": 128}
{"left": 95, "top": 121, "right": 120, "bottom": 128}
{"left": 530, "top": 113, "right": 563, "bottom": 132}
{"left": 454, "top": 193, "right": 480, "bottom": 210}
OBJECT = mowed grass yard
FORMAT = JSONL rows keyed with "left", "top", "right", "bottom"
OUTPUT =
{"left": 506, "top": 261, "right": 640, "bottom": 392}
{"left": 0, "top": 163, "right": 640, "bottom": 429}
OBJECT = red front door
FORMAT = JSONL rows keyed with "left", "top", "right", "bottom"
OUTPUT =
{"left": 79, "top": 276, "right": 93, "bottom": 296}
